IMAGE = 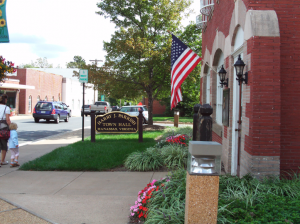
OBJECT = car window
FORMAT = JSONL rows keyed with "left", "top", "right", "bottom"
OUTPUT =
{"left": 143, "top": 106, "right": 148, "bottom": 111}
{"left": 36, "top": 102, "right": 52, "bottom": 111}
{"left": 120, "top": 107, "right": 130, "bottom": 112}
{"left": 55, "top": 104, "right": 62, "bottom": 109}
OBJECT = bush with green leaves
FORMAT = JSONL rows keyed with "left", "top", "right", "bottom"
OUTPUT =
{"left": 160, "top": 144, "right": 188, "bottom": 169}
{"left": 125, "top": 127, "right": 191, "bottom": 171}
{"left": 160, "top": 127, "right": 193, "bottom": 141}
{"left": 145, "top": 169, "right": 187, "bottom": 224}
{"left": 124, "top": 147, "right": 163, "bottom": 171}
{"left": 218, "top": 173, "right": 300, "bottom": 223}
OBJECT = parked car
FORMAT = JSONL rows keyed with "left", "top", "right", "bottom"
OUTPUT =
{"left": 112, "top": 106, "right": 120, "bottom": 111}
{"left": 120, "top": 105, "right": 148, "bottom": 124}
{"left": 56, "top": 101, "right": 72, "bottom": 117}
{"left": 90, "top": 101, "right": 112, "bottom": 114}
{"left": 81, "top": 105, "right": 91, "bottom": 116}
{"left": 33, "top": 101, "right": 69, "bottom": 123}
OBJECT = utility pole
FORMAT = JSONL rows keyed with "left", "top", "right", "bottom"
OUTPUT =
{"left": 89, "top": 59, "right": 103, "bottom": 103}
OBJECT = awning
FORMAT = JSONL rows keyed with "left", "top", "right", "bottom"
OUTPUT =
{"left": 0, "top": 83, "right": 35, "bottom": 90}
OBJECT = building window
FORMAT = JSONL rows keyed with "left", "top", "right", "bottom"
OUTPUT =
{"left": 37, "top": 95, "right": 40, "bottom": 102}
{"left": 28, "top": 96, "right": 32, "bottom": 113}
{"left": 52, "top": 96, "right": 54, "bottom": 102}
{"left": 206, "top": 67, "right": 210, "bottom": 104}
{"left": 58, "top": 93, "right": 60, "bottom": 101}
{"left": 216, "top": 52, "right": 224, "bottom": 125}
{"left": 45, "top": 96, "right": 48, "bottom": 101}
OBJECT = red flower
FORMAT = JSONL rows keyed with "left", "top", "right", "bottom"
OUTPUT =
{"left": 144, "top": 213, "right": 148, "bottom": 218}
{"left": 143, "top": 207, "right": 148, "bottom": 211}
{"left": 139, "top": 206, "right": 143, "bottom": 210}
{"left": 138, "top": 212, "right": 143, "bottom": 218}
{"left": 142, "top": 199, "right": 147, "bottom": 204}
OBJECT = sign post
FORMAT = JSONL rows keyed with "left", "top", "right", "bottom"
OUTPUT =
{"left": 79, "top": 69, "right": 88, "bottom": 141}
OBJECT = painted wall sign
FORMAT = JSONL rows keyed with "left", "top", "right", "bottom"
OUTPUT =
{"left": 0, "top": 0, "right": 9, "bottom": 43}
{"left": 95, "top": 111, "right": 138, "bottom": 133}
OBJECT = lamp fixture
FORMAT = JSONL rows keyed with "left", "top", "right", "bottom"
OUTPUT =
{"left": 218, "top": 65, "right": 228, "bottom": 88}
{"left": 234, "top": 54, "right": 248, "bottom": 85}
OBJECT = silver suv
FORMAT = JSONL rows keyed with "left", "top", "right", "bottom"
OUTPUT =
{"left": 120, "top": 105, "right": 148, "bottom": 124}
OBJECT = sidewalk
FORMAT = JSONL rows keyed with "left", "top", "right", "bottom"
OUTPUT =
{"left": 0, "top": 128, "right": 168, "bottom": 224}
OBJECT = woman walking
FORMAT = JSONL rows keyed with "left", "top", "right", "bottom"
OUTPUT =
{"left": 0, "top": 94, "right": 11, "bottom": 167}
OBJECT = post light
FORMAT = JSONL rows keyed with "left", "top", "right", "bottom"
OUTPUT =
{"left": 187, "top": 141, "right": 222, "bottom": 175}
{"left": 174, "top": 109, "right": 180, "bottom": 127}
{"left": 218, "top": 65, "right": 228, "bottom": 88}
{"left": 185, "top": 141, "right": 222, "bottom": 223}
{"left": 234, "top": 54, "right": 248, "bottom": 85}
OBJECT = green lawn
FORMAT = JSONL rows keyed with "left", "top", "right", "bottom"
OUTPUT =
{"left": 153, "top": 116, "right": 193, "bottom": 123}
{"left": 20, "top": 131, "right": 163, "bottom": 171}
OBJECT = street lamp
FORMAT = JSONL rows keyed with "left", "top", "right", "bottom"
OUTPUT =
{"left": 233, "top": 54, "right": 248, "bottom": 177}
{"left": 234, "top": 54, "right": 248, "bottom": 85}
{"left": 218, "top": 65, "right": 228, "bottom": 88}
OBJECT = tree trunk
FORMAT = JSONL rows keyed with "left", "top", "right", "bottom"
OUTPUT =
{"left": 147, "top": 91, "right": 154, "bottom": 125}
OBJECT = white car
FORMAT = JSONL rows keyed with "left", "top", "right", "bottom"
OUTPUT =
{"left": 120, "top": 105, "right": 148, "bottom": 124}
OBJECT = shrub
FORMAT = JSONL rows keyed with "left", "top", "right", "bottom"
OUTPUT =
{"left": 160, "top": 127, "right": 193, "bottom": 141}
{"left": 160, "top": 144, "right": 188, "bottom": 169}
{"left": 124, "top": 148, "right": 163, "bottom": 171}
{"left": 145, "top": 169, "right": 186, "bottom": 224}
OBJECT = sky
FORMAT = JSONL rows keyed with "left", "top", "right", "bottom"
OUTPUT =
{"left": 0, "top": 0, "right": 200, "bottom": 68}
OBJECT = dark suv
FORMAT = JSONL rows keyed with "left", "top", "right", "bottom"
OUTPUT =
{"left": 33, "top": 101, "right": 69, "bottom": 124}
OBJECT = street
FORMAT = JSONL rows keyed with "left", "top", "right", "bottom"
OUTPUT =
{"left": 13, "top": 116, "right": 92, "bottom": 146}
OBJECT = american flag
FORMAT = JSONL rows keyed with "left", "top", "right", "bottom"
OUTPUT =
{"left": 171, "top": 34, "right": 201, "bottom": 110}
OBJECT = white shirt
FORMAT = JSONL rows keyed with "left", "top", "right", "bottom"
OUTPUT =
{"left": 0, "top": 105, "right": 10, "bottom": 129}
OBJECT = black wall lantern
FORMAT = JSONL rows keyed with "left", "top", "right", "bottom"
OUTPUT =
{"left": 218, "top": 65, "right": 228, "bottom": 88}
{"left": 234, "top": 54, "right": 248, "bottom": 85}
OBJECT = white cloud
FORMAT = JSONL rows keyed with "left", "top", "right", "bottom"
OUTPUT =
{"left": 1, "top": 0, "right": 199, "bottom": 68}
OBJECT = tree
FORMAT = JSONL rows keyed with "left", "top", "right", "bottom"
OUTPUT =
{"left": 34, "top": 57, "right": 53, "bottom": 68}
{"left": 66, "top": 56, "right": 86, "bottom": 68}
{"left": 94, "top": 0, "right": 192, "bottom": 125}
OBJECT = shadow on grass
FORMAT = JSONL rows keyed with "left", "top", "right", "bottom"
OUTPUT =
{"left": 20, "top": 131, "right": 163, "bottom": 172}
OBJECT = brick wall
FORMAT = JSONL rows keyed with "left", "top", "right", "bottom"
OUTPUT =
{"left": 16, "top": 69, "right": 63, "bottom": 114}
{"left": 202, "top": 1, "right": 235, "bottom": 58}
{"left": 144, "top": 98, "right": 166, "bottom": 115}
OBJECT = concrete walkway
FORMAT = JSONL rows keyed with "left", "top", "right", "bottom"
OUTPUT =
{"left": 0, "top": 126, "right": 169, "bottom": 224}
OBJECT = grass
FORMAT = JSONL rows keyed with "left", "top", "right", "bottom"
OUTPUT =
{"left": 20, "top": 131, "right": 163, "bottom": 171}
{"left": 152, "top": 116, "right": 193, "bottom": 123}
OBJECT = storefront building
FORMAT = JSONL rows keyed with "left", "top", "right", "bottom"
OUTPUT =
{"left": 198, "top": 0, "right": 300, "bottom": 177}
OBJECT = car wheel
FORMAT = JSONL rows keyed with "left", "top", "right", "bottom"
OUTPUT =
{"left": 56, "top": 115, "right": 60, "bottom": 124}
{"left": 65, "top": 115, "right": 69, "bottom": 122}
{"left": 34, "top": 118, "right": 39, "bottom": 123}
{"left": 69, "top": 111, "right": 72, "bottom": 117}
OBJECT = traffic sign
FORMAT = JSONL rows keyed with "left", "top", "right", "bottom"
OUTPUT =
{"left": 79, "top": 69, "right": 88, "bottom": 83}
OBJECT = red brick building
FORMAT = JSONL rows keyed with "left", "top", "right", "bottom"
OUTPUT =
{"left": 15, "top": 69, "right": 62, "bottom": 114}
{"left": 199, "top": 0, "right": 299, "bottom": 177}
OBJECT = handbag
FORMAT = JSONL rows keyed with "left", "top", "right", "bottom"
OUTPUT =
{"left": 0, "top": 106, "right": 10, "bottom": 140}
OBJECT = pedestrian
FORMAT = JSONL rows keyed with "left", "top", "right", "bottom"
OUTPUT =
{"left": 9, "top": 123, "right": 19, "bottom": 167}
{"left": 0, "top": 94, "right": 11, "bottom": 167}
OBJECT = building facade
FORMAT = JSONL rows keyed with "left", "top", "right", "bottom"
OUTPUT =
{"left": 199, "top": 0, "right": 300, "bottom": 177}
{"left": 13, "top": 68, "right": 97, "bottom": 116}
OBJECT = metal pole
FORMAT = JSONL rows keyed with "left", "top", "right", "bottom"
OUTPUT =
{"left": 237, "top": 80, "right": 242, "bottom": 176}
{"left": 91, "top": 111, "right": 95, "bottom": 142}
{"left": 82, "top": 83, "right": 85, "bottom": 141}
